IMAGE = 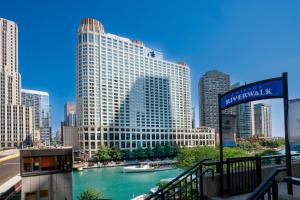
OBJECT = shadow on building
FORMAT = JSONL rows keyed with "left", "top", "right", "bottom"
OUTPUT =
{"left": 107, "top": 76, "right": 173, "bottom": 151}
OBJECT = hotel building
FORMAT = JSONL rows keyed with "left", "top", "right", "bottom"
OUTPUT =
{"left": 21, "top": 89, "right": 52, "bottom": 145}
{"left": 254, "top": 103, "right": 272, "bottom": 138}
{"left": 0, "top": 17, "right": 34, "bottom": 148}
{"left": 76, "top": 18, "right": 214, "bottom": 157}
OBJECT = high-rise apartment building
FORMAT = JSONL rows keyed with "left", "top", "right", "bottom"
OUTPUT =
{"left": 0, "top": 18, "right": 34, "bottom": 148}
{"left": 199, "top": 70, "right": 231, "bottom": 130}
{"left": 76, "top": 18, "right": 214, "bottom": 157}
{"left": 21, "top": 89, "right": 52, "bottom": 145}
{"left": 254, "top": 103, "right": 272, "bottom": 137}
{"left": 64, "top": 102, "right": 76, "bottom": 127}
{"left": 231, "top": 83, "right": 253, "bottom": 139}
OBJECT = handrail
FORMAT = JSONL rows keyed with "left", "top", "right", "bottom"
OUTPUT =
{"left": 202, "top": 153, "right": 300, "bottom": 167}
{"left": 145, "top": 158, "right": 212, "bottom": 200}
{"left": 261, "top": 153, "right": 300, "bottom": 160}
{"left": 284, "top": 177, "right": 300, "bottom": 186}
{"left": 246, "top": 167, "right": 286, "bottom": 200}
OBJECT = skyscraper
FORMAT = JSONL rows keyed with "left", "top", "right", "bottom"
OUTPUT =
{"left": 232, "top": 83, "right": 253, "bottom": 139}
{"left": 76, "top": 18, "right": 214, "bottom": 157}
{"left": 64, "top": 102, "right": 76, "bottom": 127}
{"left": 0, "top": 18, "right": 34, "bottom": 148}
{"left": 199, "top": 70, "right": 231, "bottom": 130}
{"left": 21, "top": 89, "right": 52, "bottom": 145}
{"left": 254, "top": 103, "right": 272, "bottom": 137}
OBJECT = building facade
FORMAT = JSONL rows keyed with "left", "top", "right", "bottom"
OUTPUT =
{"left": 64, "top": 102, "right": 76, "bottom": 127}
{"left": 0, "top": 18, "right": 34, "bottom": 148}
{"left": 254, "top": 103, "right": 272, "bottom": 137}
{"left": 76, "top": 18, "right": 213, "bottom": 157}
{"left": 199, "top": 70, "right": 231, "bottom": 131}
{"left": 20, "top": 148, "right": 73, "bottom": 200}
{"left": 21, "top": 89, "right": 52, "bottom": 145}
{"left": 231, "top": 83, "right": 254, "bottom": 139}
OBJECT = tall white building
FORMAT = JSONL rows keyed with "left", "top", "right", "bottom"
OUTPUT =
{"left": 254, "top": 103, "right": 272, "bottom": 138}
{"left": 76, "top": 18, "right": 214, "bottom": 157}
{"left": 21, "top": 89, "right": 52, "bottom": 145}
{"left": 0, "top": 18, "right": 34, "bottom": 148}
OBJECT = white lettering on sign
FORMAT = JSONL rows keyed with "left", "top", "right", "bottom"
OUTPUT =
{"left": 225, "top": 88, "right": 273, "bottom": 106}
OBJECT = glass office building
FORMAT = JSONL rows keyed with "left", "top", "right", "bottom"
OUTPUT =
{"left": 21, "top": 89, "right": 52, "bottom": 145}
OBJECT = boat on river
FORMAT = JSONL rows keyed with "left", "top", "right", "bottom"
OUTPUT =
{"left": 123, "top": 160, "right": 177, "bottom": 173}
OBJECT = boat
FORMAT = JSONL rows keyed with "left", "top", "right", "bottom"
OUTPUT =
{"left": 131, "top": 194, "right": 147, "bottom": 200}
{"left": 123, "top": 160, "right": 177, "bottom": 173}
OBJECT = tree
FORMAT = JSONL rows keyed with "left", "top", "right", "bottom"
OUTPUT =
{"left": 109, "top": 146, "right": 122, "bottom": 161}
{"left": 78, "top": 187, "right": 102, "bottom": 200}
{"left": 135, "top": 147, "right": 147, "bottom": 159}
{"left": 145, "top": 147, "right": 154, "bottom": 158}
{"left": 95, "top": 145, "right": 111, "bottom": 162}
{"left": 153, "top": 145, "right": 164, "bottom": 158}
{"left": 122, "top": 150, "right": 135, "bottom": 160}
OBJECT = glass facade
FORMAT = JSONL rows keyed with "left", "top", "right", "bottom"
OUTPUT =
{"left": 21, "top": 89, "right": 51, "bottom": 145}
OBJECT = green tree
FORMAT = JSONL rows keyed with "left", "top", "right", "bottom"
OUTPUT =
{"left": 135, "top": 147, "right": 147, "bottom": 159}
{"left": 122, "top": 150, "right": 135, "bottom": 160}
{"left": 153, "top": 145, "right": 164, "bottom": 158}
{"left": 77, "top": 187, "right": 102, "bottom": 200}
{"left": 144, "top": 147, "right": 154, "bottom": 158}
{"left": 109, "top": 146, "right": 122, "bottom": 161}
{"left": 95, "top": 145, "right": 111, "bottom": 162}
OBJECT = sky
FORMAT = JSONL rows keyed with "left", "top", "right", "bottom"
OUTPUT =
{"left": 1, "top": 0, "right": 300, "bottom": 136}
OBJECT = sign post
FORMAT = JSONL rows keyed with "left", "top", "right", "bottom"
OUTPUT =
{"left": 218, "top": 73, "right": 292, "bottom": 195}
{"left": 218, "top": 94, "right": 224, "bottom": 196}
{"left": 283, "top": 72, "right": 293, "bottom": 194}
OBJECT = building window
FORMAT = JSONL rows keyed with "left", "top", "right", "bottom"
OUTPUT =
{"left": 40, "top": 156, "right": 56, "bottom": 171}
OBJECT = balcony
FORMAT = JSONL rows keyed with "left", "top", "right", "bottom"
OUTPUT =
{"left": 145, "top": 154, "right": 300, "bottom": 200}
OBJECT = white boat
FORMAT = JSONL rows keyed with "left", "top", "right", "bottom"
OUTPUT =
{"left": 131, "top": 194, "right": 147, "bottom": 200}
{"left": 123, "top": 160, "right": 176, "bottom": 173}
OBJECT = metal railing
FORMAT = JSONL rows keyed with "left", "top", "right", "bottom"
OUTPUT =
{"left": 226, "top": 156, "right": 262, "bottom": 195}
{"left": 145, "top": 158, "right": 212, "bottom": 200}
{"left": 246, "top": 168, "right": 286, "bottom": 200}
{"left": 146, "top": 153, "right": 300, "bottom": 199}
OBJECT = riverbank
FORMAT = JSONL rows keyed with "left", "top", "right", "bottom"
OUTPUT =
{"left": 74, "top": 159, "right": 177, "bottom": 170}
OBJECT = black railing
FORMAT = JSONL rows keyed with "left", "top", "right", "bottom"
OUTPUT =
{"left": 261, "top": 153, "right": 300, "bottom": 166}
{"left": 246, "top": 167, "right": 286, "bottom": 200}
{"left": 227, "top": 156, "right": 262, "bottom": 195}
{"left": 145, "top": 158, "right": 212, "bottom": 200}
{"left": 146, "top": 153, "right": 300, "bottom": 199}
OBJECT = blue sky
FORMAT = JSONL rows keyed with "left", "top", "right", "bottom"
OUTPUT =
{"left": 1, "top": 0, "right": 300, "bottom": 136}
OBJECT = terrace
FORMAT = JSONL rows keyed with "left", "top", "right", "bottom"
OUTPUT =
{"left": 145, "top": 153, "right": 300, "bottom": 200}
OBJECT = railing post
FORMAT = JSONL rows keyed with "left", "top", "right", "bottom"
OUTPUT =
{"left": 272, "top": 180, "right": 278, "bottom": 200}
{"left": 255, "top": 156, "right": 262, "bottom": 185}
{"left": 227, "top": 159, "right": 230, "bottom": 195}
{"left": 199, "top": 164, "right": 204, "bottom": 200}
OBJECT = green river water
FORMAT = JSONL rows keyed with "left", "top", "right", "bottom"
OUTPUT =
{"left": 73, "top": 166, "right": 183, "bottom": 200}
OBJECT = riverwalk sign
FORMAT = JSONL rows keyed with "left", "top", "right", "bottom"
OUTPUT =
{"left": 220, "top": 78, "right": 284, "bottom": 110}
{"left": 218, "top": 72, "right": 292, "bottom": 195}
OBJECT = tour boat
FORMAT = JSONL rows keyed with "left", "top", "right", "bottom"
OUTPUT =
{"left": 123, "top": 160, "right": 177, "bottom": 173}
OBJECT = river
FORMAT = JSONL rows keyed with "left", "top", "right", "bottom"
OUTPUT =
{"left": 73, "top": 166, "right": 183, "bottom": 200}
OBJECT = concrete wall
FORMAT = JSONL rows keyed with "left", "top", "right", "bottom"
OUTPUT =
{"left": 21, "top": 172, "right": 72, "bottom": 200}
{"left": 202, "top": 161, "right": 300, "bottom": 198}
